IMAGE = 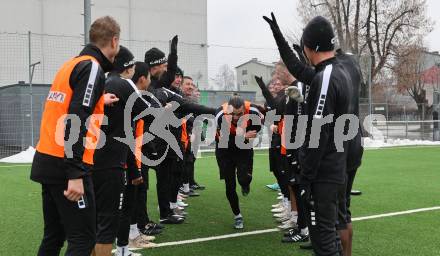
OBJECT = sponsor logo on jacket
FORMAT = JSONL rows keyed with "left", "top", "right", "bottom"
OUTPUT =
{"left": 47, "top": 91, "right": 66, "bottom": 103}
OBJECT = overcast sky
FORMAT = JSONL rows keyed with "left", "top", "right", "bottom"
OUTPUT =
{"left": 207, "top": 0, "right": 440, "bottom": 81}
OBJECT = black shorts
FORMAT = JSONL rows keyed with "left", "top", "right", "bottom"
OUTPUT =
{"left": 216, "top": 149, "right": 253, "bottom": 181}
{"left": 92, "top": 168, "right": 125, "bottom": 244}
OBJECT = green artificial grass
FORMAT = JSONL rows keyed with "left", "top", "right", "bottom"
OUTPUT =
{"left": 0, "top": 146, "right": 439, "bottom": 255}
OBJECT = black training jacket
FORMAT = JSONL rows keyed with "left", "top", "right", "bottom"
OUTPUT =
{"left": 214, "top": 103, "right": 263, "bottom": 152}
{"left": 93, "top": 73, "right": 158, "bottom": 171}
{"left": 31, "top": 44, "right": 113, "bottom": 184}
{"left": 298, "top": 57, "right": 353, "bottom": 184}
{"left": 145, "top": 86, "right": 216, "bottom": 160}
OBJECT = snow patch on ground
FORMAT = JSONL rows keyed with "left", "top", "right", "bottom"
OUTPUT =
{"left": 0, "top": 147, "right": 36, "bottom": 163}
{"left": 363, "top": 138, "right": 440, "bottom": 148}
{"left": 1, "top": 139, "right": 440, "bottom": 164}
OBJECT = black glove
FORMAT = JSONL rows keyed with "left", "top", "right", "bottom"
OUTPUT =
{"left": 292, "top": 43, "right": 307, "bottom": 64}
{"left": 263, "top": 12, "right": 315, "bottom": 85}
{"left": 255, "top": 76, "right": 266, "bottom": 90}
{"left": 263, "top": 12, "right": 288, "bottom": 49}
{"left": 170, "top": 35, "right": 178, "bottom": 55}
{"left": 255, "top": 76, "right": 275, "bottom": 109}
{"left": 263, "top": 12, "right": 282, "bottom": 38}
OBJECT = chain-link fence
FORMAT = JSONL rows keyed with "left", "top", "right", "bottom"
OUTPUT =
{"left": 1, "top": 32, "right": 439, "bottom": 158}
{"left": 362, "top": 102, "right": 440, "bottom": 141}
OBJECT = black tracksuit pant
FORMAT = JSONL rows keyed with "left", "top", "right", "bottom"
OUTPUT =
{"left": 216, "top": 148, "right": 253, "bottom": 216}
{"left": 37, "top": 175, "right": 96, "bottom": 256}
{"left": 183, "top": 153, "right": 196, "bottom": 185}
{"left": 269, "top": 147, "right": 290, "bottom": 199}
{"left": 286, "top": 153, "right": 307, "bottom": 230}
{"left": 155, "top": 159, "right": 174, "bottom": 218}
{"left": 305, "top": 182, "right": 344, "bottom": 256}
{"left": 170, "top": 158, "right": 184, "bottom": 204}
{"left": 116, "top": 180, "right": 137, "bottom": 247}
{"left": 132, "top": 166, "right": 150, "bottom": 229}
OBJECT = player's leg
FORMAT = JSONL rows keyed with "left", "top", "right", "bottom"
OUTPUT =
{"left": 271, "top": 150, "right": 291, "bottom": 216}
{"left": 277, "top": 155, "right": 297, "bottom": 230}
{"left": 283, "top": 183, "right": 309, "bottom": 243}
{"left": 236, "top": 149, "right": 253, "bottom": 196}
{"left": 117, "top": 180, "right": 155, "bottom": 254}
{"left": 217, "top": 150, "right": 243, "bottom": 228}
{"left": 133, "top": 165, "right": 162, "bottom": 236}
{"left": 221, "top": 158, "right": 240, "bottom": 215}
{"left": 169, "top": 159, "right": 187, "bottom": 217}
{"left": 189, "top": 158, "right": 205, "bottom": 190}
{"left": 306, "top": 182, "right": 343, "bottom": 256}
{"left": 56, "top": 175, "right": 96, "bottom": 256}
{"left": 181, "top": 156, "right": 191, "bottom": 194}
{"left": 37, "top": 184, "right": 66, "bottom": 256}
{"left": 268, "top": 147, "right": 281, "bottom": 190}
{"left": 93, "top": 169, "right": 125, "bottom": 256}
{"left": 156, "top": 160, "right": 183, "bottom": 224}
{"left": 336, "top": 178, "right": 349, "bottom": 256}
{"left": 339, "top": 168, "right": 358, "bottom": 256}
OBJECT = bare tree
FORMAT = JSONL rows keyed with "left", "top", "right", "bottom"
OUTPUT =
{"left": 214, "top": 64, "right": 236, "bottom": 91}
{"left": 394, "top": 44, "right": 434, "bottom": 118}
{"left": 297, "top": 0, "right": 433, "bottom": 82}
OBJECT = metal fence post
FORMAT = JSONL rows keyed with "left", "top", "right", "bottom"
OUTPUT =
{"left": 84, "top": 0, "right": 91, "bottom": 45}
{"left": 386, "top": 103, "right": 389, "bottom": 141}
{"left": 404, "top": 105, "right": 408, "bottom": 139}
{"left": 28, "top": 31, "right": 34, "bottom": 147}
{"left": 368, "top": 54, "right": 373, "bottom": 138}
{"left": 422, "top": 104, "right": 425, "bottom": 140}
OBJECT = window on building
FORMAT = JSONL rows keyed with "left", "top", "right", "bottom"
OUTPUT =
{"left": 243, "top": 80, "right": 248, "bottom": 86}
{"left": 242, "top": 70, "right": 248, "bottom": 75}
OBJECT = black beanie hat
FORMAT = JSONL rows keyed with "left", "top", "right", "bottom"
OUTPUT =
{"left": 144, "top": 47, "right": 167, "bottom": 67}
{"left": 113, "top": 45, "right": 135, "bottom": 73}
{"left": 176, "top": 66, "right": 184, "bottom": 77}
{"left": 302, "top": 16, "right": 336, "bottom": 52}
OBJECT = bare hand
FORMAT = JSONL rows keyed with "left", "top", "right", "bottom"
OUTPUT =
{"left": 245, "top": 130, "right": 257, "bottom": 139}
{"left": 271, "top": 125, "right": 278, "bottom": 134}
{"left": 64, "top": 179, "right": 84, "bottom": 202}
{"left": 132, "top": 177, "right": 143, "bottom": 186}
{"left": 165, "top": 103, "right": 173, "bottom": 110}
{"left": 104, "top": 93, "right": 119, "bottom": 106}
{"left": 236, "top": 127, "right": 245, "bottom": 136}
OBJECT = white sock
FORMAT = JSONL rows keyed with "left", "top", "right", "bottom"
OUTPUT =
{"left": 286, "top": 201, "right": 291, "bottom": 212}
{"left": 129, "top": 224, "right": 140, "bottom": 240}
{"left": 117, "top": 245, "right": 128, "bottom": 256}
{"left": 170, "top": 202, "right": 177, "bottom": 209}
{"left": 301, "top": 227, "right": 309, "bottom": 236}
{"left": 183, "top": 183, "right": 190, "bottom": 193}
{"left": 283, "top": 197, "right": 288, "bottom": 205}
{"left": 290, "top": 213, "right": 298, "bottom": 222}
{"left": 234, "top": 213, "right": 242, "bottom": 219}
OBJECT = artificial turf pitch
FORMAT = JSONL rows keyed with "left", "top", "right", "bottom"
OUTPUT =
{"left": 0, "top": 146, "right": 439, "bottom": 255}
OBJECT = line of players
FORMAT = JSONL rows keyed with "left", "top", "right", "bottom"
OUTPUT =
{"left": 258, "top": 13, "right": 364, "bottom": 256}
{"left": 30, "top": 13, "right": 364, "bottom": 256}
{"left": 210, "top": 15, "right": 364, "bottom": 256}
{"left": 30, "top": 16, "right": 219, "bottom": 256}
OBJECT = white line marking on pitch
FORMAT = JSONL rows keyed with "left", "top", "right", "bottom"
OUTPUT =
{"left": 143, "top": 206, "right": 440, "bottom": 249}
{"left": 351, "top": 206, "right": 440, "bottom": 221}
{"left": 0, "top": 164, "right": 31, "bottom": 168}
